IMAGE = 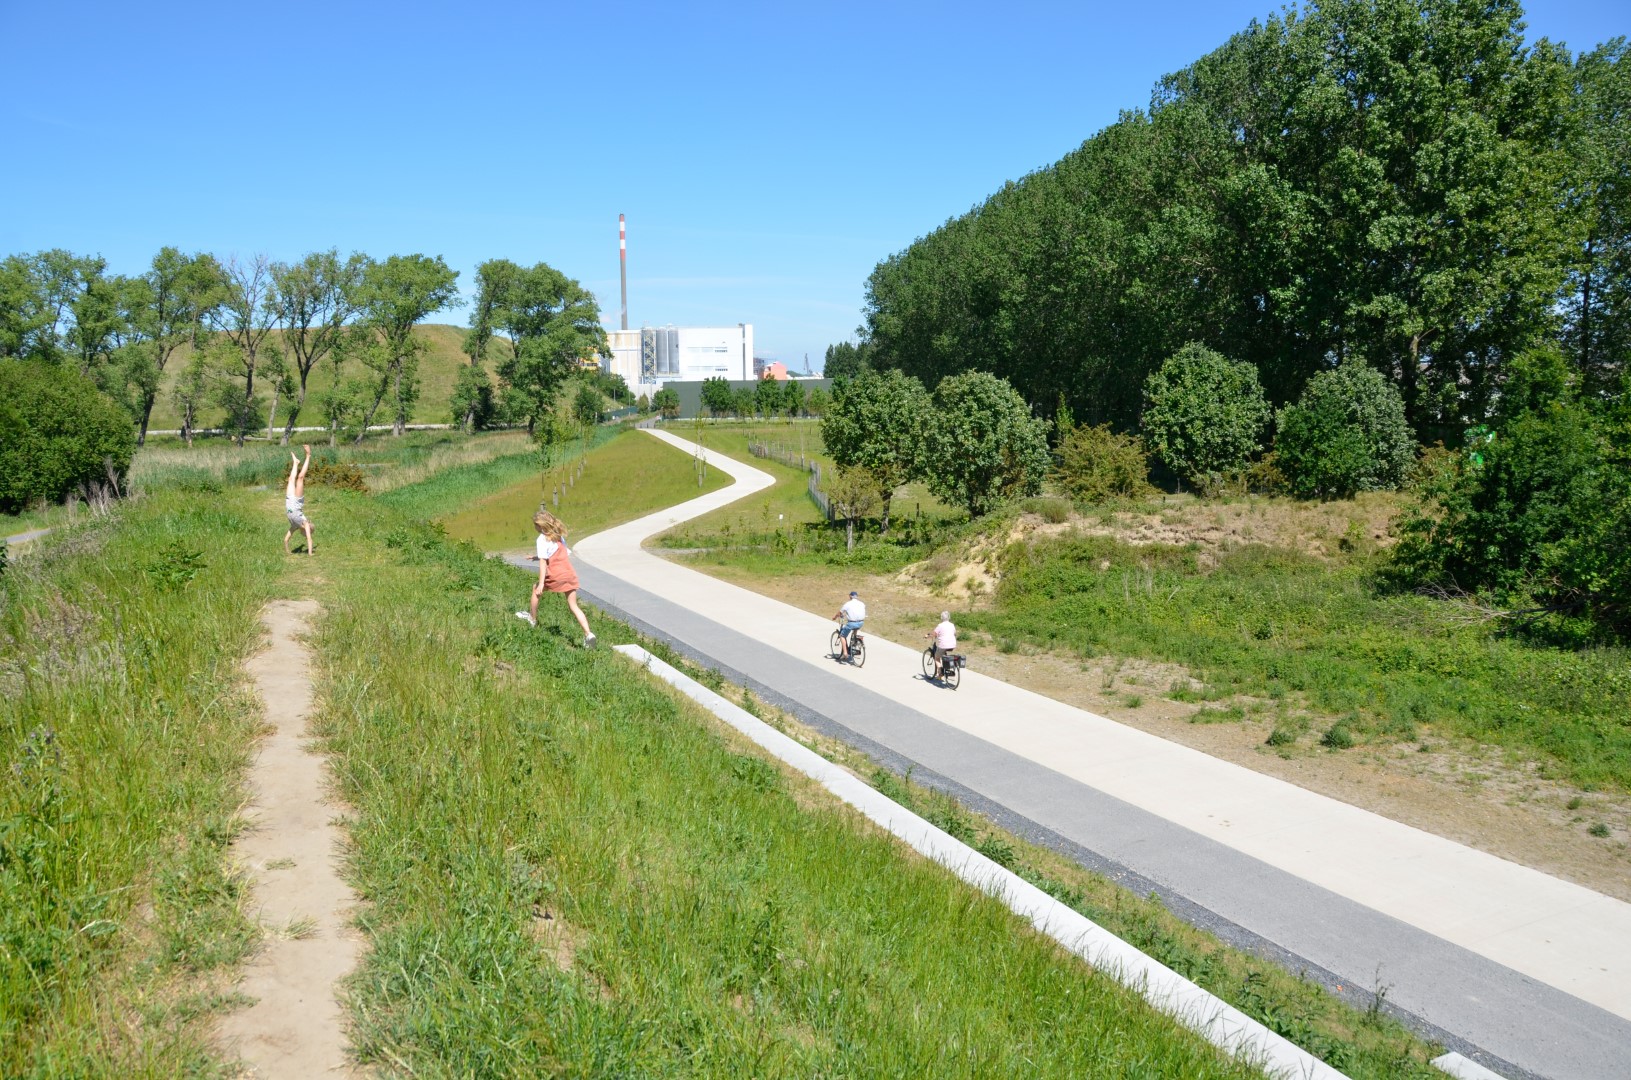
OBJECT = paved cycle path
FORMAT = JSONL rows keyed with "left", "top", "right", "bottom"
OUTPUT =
{"left": 547, "top": 428, "right": 1631, "bottom": 1080}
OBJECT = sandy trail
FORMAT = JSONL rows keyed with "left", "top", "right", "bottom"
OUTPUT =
{"left": 217, "top": 599, "right": 364, "bottom": 1078}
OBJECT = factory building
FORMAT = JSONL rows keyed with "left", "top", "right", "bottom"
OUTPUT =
{"left": 604, "top": 323, "right": 754, "bottom": 400}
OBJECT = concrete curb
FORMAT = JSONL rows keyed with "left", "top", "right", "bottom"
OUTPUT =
{"left": 613, "top": 642, "right": 1350, "bottom": 1080}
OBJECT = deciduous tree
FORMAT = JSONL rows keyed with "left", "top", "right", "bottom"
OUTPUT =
{"left": 922, "top": 371, "right": 1050, "bottom": 517}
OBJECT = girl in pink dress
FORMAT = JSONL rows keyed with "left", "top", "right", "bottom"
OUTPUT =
{"left": 517, "top": 510, "right": 595, "bottom": 647}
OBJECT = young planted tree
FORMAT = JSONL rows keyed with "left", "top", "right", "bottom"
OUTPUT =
{"left": 821, "top": 368, "right": 930, "bottom": 534}
{"left": 269, "top": 250, "right": 368, "bottom": 444}
{"left": 922, "top": 371, "right": 1051, "bottom": 517}
{"left": 353, "top": 254, "right": 459, "bottom": 439}
{"left": 1140, "top": 342, "right": 1270, "bottom": 495}
{"left": 824, "top": 464, "right": 882, "bottom": 552}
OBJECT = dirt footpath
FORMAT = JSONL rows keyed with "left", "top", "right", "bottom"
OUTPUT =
{"left": 216, "top": 599, "right": 365, "bottom": 1078}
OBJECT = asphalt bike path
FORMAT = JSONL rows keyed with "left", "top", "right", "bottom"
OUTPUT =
{"left": 528, "top": 427, "right": 1630, "bottom": 1080}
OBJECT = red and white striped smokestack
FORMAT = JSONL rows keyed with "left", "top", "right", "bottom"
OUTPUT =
{"left": 618, "top": 214, "right": 628, "bottom": 331}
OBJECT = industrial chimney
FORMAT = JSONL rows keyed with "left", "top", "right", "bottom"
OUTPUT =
{"left": 619, "top": 214, "right": 628, "bottom": 331}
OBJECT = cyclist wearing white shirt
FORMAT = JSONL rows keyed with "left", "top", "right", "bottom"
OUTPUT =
{"left": 926, "top": 611, "right": 957, "bottom": 674}
{"left": 834, "top": 590, "right": 866, "bottom": 662}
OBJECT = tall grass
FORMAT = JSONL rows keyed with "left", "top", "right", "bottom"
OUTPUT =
{"left": 977, "top": 533, "right": 1631, "bottom": 791}
{"left": 308, "top": 495, "right": 1268, "bottom": 1077}
{"left": 0, "top": 491, "right": 282, "bottom": 1076}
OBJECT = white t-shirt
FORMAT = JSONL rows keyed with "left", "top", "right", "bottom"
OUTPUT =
{"left": 841, "top": 598, "right": 866, "bottom": 622}
{"left": 933, "top": 620, "right": 957, "bottom": 649}
{"left": 537, "top": 535, "right": 564, "bottom": 561}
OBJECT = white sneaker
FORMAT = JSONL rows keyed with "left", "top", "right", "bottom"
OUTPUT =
{"left": 515, "top": 611, "right": 535, "bottom": 627}
{"left": 584, "top": 634, "right": 597, "bottom": 648}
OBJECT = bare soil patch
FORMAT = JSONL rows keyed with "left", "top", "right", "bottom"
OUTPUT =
{"left": 687, "top": 560, "right": 1631, "bottom": 903}
{"left": 216, "top": 599, "right": 368, "bottom": 1077}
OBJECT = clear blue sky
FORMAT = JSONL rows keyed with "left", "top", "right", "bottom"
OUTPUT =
{"left": 2, "top": 1, "right": 1623, "bottom": 373}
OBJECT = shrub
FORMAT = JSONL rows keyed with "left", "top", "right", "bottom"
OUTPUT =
{"left": 1276, "top": 358, "right": 1415, "bottom": 499}
{"left": 0, "top": 359, "right": 136, "bottom": 512}
{"left": 1391, "top": 383, "right": 1631, "bottom": 642}
{"left": 922, "top": 371, "right": 1051, "bottom": 517}
{"left": 1140, "top": 343, "right": 1269, "bottom": 495}
{"left": 1054, "top": 423, "right": 1155, "bottom": 503}
{"left": 306, "top": 462, "right": 369, "bottom": 492}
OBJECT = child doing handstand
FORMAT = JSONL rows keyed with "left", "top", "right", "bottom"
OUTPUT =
{"left": 284, "top": 445, "right": 314, "bottom": 555}
{"left": 517, "top": 509, "right": 596, "bottom": 647}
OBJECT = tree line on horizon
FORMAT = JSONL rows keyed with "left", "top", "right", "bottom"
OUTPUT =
{"left": 853, "top": 0, "right": 1627, "bottom": 446}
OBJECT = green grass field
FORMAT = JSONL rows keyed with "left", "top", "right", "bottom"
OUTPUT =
{"left": 438, "top": 426, "right": 730, "bottom": 551}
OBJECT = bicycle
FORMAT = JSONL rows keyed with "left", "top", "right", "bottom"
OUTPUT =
{"left": 921, "top": 646, "right": 963, "bottom": 689}
{"left": 830, "top": 625, "right": 867, "bottom": 667}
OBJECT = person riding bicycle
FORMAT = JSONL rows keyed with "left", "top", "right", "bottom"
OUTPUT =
{"left": 834, "top": 590, "right": 866, "bottom": 662}
{"left": 926, "top": 610, "right": 957, "bottom": 677}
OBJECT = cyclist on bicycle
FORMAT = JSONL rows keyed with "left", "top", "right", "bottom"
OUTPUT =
{"left": 926, "top": 610, "right": 957, "bottom": 677}
{"left": 834, "top": 590, "right": 866, "bottom": 662}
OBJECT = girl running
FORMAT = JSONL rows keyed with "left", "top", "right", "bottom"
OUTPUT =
{"left": 517, "top": 509, "right": 596, "bottom": 647}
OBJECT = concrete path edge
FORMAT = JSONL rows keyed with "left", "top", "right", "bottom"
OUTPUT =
{"left": 613, "top": 643, "right": 1349, "bottom": 1080}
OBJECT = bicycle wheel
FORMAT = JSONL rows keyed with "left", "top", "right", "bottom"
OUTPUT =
{"left": 830, "top": 629, "right": 843, "bottom": 660}
{"left": 945, "top": 655, "right": 961, "bottom": 690}
{"left": 922, "top": 647, "right": 937, "bottom": 680}
{"left": 851, "top": 635, "right": 866, "bottom": 667}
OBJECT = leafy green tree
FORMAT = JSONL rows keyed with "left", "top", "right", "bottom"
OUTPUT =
{"left": 1564, "top": 40, "right": 1631, "bottom": 396}
{"left": 354, "top": 254, "right": 459, "bottom": 438}
{"left": 700, "top": 377, "right": 734, "bottom": 417}
{"left": 0, "top": 361, "right": 135, "bottom": 512}
{"left": 0, "top": 249, "right": 98, "bottom": 363}
{"left": 1054, "top": 424, "right": 1156, "bottom": 503}
{"left": 269, "top": 250, "right": 367, "bottom": 444}
{"left": 653, "top": 386, "right": 681, "bottom": 419}
{"left": 1276, "top": 357, "right": 1416, "bottom": 499}
{"left": 170, "top": 348, "right": 210, "bottom": 447}
{"left": 755, "top": 376, "right": 783, "bottom": 418}
{"left": 804, "top": 386, "right": 829, "bottom": 418}
{"left": 572, "top": 384, "right": 602, "bottom": 427}
{"left": 922, "top": 371, "right": 1051, "bottom": 517}
{"left": 129, "top": 248, "right": 227, "bottom": 444}
{"left": 208, "top": 254, "right": 280, "bottom": 435}
{"left": 636, "top": 392, "right": 651, "bottom": 415}
{"left": 822, "top": 341, "right": 870, "bottom": 382}
{"left": 821, "top": 368, "right": 931, "bottom": 534}
{"left": 483, "top": 262, "right": 605, "bottom": 436}
{"left": 731, "top": 387, "right": 756, "bottom": 418}
{"left": 781, "top": 379, "right": 807, "bottom": 417}
{"left": 1140, "top": 343, "right": 1269, "bottom": 494}
{"left": 450, "top": 364, "right": 497, "bottom": 431}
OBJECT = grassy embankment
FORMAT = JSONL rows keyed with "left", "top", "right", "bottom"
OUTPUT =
{"left": 435, "top": 425, "right": 730, "bottom": 552}
{"left": 2, "top": 430, "right": 1443, "bottom": 1077}
{"left": 0, "top": 489, "right": 284, "bottom": 1077}
{"left": 313, "top": 441, "right": 1277, "bottom": 1077}
{"left": 429, "top": 426, "right": 1443, "bottom": 1077}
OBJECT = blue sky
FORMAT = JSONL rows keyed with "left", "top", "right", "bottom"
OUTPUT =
{"left": 2, "top": 1, "right": 1623, "bottom": 373}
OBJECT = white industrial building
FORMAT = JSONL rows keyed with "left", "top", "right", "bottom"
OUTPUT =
{"left": 604, "top": 324, "right": 754, "bottom": 400}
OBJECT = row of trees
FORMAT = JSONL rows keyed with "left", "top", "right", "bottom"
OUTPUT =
{"left": 698, "top": 376, "right": 829, "bottom": 420}
{"left": 859, "top": 2, "right": 1628, "bottom": 445}
{"left": 0, "top": 248, "right": 462, "bottom": 447}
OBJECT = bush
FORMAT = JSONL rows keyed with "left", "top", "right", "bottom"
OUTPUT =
{"left": 922, "top": 371, "right": 1051, "bottom": 517}
{"left": 1054, "top": 423, "right": 1155, "bottom": 503}
{"left": 0, "top": 360, "right": 136, "bottom": 513}
{"left": 306, "top": 462, "right": 369, "bottom": 492}
{"left": 1140, "top": 343, "right": 1269, "bottom": 495}
{"left": 1276, "top": 357, "right": 1415, "bottom": 499}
